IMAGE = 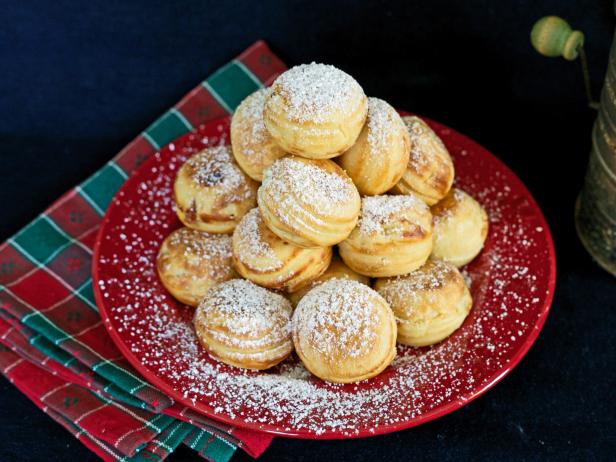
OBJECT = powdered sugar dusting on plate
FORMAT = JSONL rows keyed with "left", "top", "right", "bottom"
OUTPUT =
{"left": 95, "top": 118, "right": 554, "bottom": 437}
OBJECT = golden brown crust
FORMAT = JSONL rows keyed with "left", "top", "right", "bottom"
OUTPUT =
{"left": 232, "top": 208, "right": 332, "bottom": 292}
{"left": 193, "top": 279, "right": 293, "bottom": 370}
{"left": 292, "top": 279, "right": 396, "bottom": 383}
{"left": 337, "top": 98, "right": 410, "bottom": 195}
{"left": 263, "top": 63, "right": 368, "bottom": 159}
{"left": 230, "top": 89, "right": 287, "bottom": 181}
{"left": 173, "top": 146, "right": 258, "bottom": 233}
{"left": 258, "top": 156, "right": 361, "bottom": 247}
{"left": 374, "top": 259, "right": 472, "bottom": 346}
{"left": 430, "top": 188, "right": 489, "bottom": 267}
{"left": 338, "top": 194, "right": 434, "bottom": 277}
{"left": 390, "top": 116, "right": 455, "bottom": 205}
{"left": 156, "top": 227, "right": 236, "bottom": 307}
{"left": 287, "top": 255, "right": 370, "bottom": 305}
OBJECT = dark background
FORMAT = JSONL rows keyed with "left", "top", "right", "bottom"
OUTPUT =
{"left": 1, "top": 0, "right": 616, "bottom": 460}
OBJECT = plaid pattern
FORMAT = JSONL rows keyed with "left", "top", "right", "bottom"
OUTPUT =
{"left": 0, "top": 40, "right": 286, "bottom": 461}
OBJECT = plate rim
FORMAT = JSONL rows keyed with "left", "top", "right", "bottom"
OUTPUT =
{"left": 92, "top": 114, "right": 557, "bottom": 440}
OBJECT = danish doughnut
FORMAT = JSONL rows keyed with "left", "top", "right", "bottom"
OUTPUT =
{"left": 156, "top": 227, "right": 236, "bottom": 307}
{"left": 374, "top": 259, "right": 472, "bottom": 346}
{"left": 174, "top": 146, "right": 257, "bottom": 233}
{"left": 230, "top": 88, "right": 287, "bottom": 181}
{"left": 431, "top": 188, "right": 488, "bottom": 267}
{"left": 292, "top": 279, "right": 396, "bottom": 383}
{"left": 263, "top": 63, "right": 368, "bottom": 158}
{"left": 338, "top": 194, "right": 433, "bottom": 277}
{"left": 390, "top": 116, "right": 454, "bottom": 205}
{"left": 258, "top": 156, "right": 361, "bottom": 248}
{"left": 337, "top": 97, "right": 410, "bottom": 195}
{"left": 232, "top": 208, "right": 332, "bottom": 292}
{"left": 194, "top": 279, "right": 293, "bottom": 370}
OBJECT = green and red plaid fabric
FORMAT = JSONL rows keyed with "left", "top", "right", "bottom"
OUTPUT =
{"left": 0, "top": 40, "right": 287, "bottom": 461}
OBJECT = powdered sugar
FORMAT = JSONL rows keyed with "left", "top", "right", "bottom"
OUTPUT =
{"left": 294, "top": 279, "right": 380, "bottom": 360}
{"left": 233, "top": 208, "right": 282, "bottom": 271}
{"left": 161, "top": 227, "right": 233, "bottom": 282}
{"left": 196, "top": 279, "right": 291, "bottom": 339}
{"left": 268, "top": 63, "right": 364, "bottom": 124}
{"left": 385, "top": 260, "right": 458, "bottom": 293}
{"left": 233, "top": 89, "right": 270, "bottom": 155}
{"left": 233, "top": 88, "right": 270, "bottom": 161}
{"left": 358, "top": 194, "right": 429, "bottom": 235}
{"left": 433, "top": 188, "right": 475, "bottom": 226}
{"left": 367, "top": 97, "right": 402, "bottom": 153}
{"left": 167, "top": 228, "right": 232, "bottom": 263}
{"left": 183, "top": 145, "right": 251, "bottom": 200}
{"left": 261, "top": 157, "right": 357, "bottom": 218}
{"left": 403, "top": 116, "right": 449, "bottom": 171}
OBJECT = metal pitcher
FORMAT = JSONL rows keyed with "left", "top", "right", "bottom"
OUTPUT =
{"left": 532, "top": 14, "right": 616, "bottom": 276}
{"left": 576, "top": 29, "right": 616, "bottom": 276}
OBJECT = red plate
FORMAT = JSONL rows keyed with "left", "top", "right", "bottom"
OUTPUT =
{"left": 93, "top": 114, "right": 556, "bottom": 439}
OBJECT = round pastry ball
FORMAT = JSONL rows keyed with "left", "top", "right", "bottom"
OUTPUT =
{"left": 292, "top": 279, "right": 396, "bottom": 383}
{"left": 431, "top": 188, "right": 488, "bottom": 267}
{"left": 287, "top": 255, "right": 370, "bottom": 306}
{"left": 173, "top": 146, "right": 258, "bottom": 233}
{"left": 374, "top": 259, "right": 472, "bottom": 346}
{"left": 258, "top": 156, "right": 361, "bottom": 248}
{"left": 230, "top": 88, "right": 287, "bottom": 181}
{"left": 263, "top": 63, "right": 368, "bottom": 159}
{"left": 337, "top": 97, "right": 410, "bottom": 195}
{"left": 232, "top": 208, "right": 332, "bottom": 292}
{"left": 390, "top": 116, "right": 454, "bottom": 205}
{"left": 156, "top": 227, "right": 236, "bottom": 307}
{"left": 194, "top": 279, "right": 293, "bottom": 370}
{"left": 338, "top": 194, "right": 433, "bottom": 277}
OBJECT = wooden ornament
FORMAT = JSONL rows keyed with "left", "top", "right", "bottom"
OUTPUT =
{"left": 531, "top": 16, "right": 584, "bottom": 61}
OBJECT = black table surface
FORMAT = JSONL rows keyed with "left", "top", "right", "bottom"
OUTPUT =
{"left": 1, "top": 1, "right": 615, "bottom": 461}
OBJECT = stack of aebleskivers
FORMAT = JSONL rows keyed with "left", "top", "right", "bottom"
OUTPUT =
{"left": 156, "top": 63, "right": 489, "bottom": 384}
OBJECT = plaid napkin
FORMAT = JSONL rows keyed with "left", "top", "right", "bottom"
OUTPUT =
{"left": 0, "top": 40, "right": 287, "bottom": 461}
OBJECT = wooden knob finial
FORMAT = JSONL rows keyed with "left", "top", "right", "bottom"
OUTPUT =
{"left": 531, "top": 16, "right": 584, "bottom": 60}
